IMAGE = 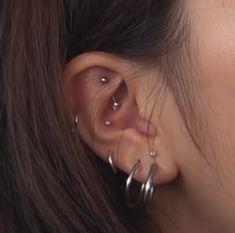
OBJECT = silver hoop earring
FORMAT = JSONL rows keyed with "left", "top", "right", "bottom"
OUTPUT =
{"left": 142, "top": 163, "right": 158, "bottom": 204}
{"left": 126, "top": 159, "right": 143, "bottom": 208}
{"left": 108, "top": 151, "right": 117, "bottom": 173}
{"left": 72, "top": 113, "right": 79, "bottom": 132}
{"left": 126, "top": 160, "right": 157, "bottom": 208}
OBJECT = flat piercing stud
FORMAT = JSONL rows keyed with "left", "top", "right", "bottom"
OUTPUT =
{"left": 100, "top": 76, "right": 109, "bottom": 84}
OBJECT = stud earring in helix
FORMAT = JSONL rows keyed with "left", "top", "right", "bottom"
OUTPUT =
{"left": 100, "top": 76, "right": 109, "bottom": 84}
{"left": 112, "top": 96, "right": 120, "bottom": 111}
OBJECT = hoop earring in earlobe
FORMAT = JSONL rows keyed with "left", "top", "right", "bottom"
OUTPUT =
{"left": 108, "top": 150, "right": 117, "bottom": 174}
{"left": 126, "top": 160, "right": 157, "bottom": 208}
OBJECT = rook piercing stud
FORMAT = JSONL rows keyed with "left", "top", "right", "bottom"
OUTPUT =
{"left": 112, "top": 96, "right": 120, "bottom": 111}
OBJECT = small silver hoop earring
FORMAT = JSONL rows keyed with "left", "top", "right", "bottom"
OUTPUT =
{"left": 108, "top": 151, "right": 117, "bottom": 174}
{"left": 72, "top": 113, "right": 79, "bottom": 132}
{"left": 126, "top": 159, "right": 143, "bottom": 208}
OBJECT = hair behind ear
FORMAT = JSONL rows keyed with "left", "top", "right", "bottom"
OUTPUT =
{"left": 0, "top": 1, "right": 142, "bottom": 233}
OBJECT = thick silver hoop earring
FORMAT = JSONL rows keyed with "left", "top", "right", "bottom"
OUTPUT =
{"left": 72, "top": 113, "right": 79, "bottom": 132}
{"left": 142, "top": 163, "right": 158, "bottom": 204}
{"left": 108, "top": 151, "right": 117, "bottom": 174}
{"left": 126, "top": 160, "right": 157, "bottom": 208}
{"left": 126, "top": 159, "right": 143, "bottom": 208}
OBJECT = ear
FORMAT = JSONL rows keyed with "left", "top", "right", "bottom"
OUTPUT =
{"left": 63, "top": 51, "right": 179, "bottom": 184}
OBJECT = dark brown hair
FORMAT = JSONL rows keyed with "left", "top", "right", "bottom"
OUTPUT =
{"left": 0, "top": 0, "right": 185, "bottom": 232}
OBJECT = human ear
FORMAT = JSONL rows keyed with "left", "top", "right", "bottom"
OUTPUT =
{"left": 63, "top": 51, "right": 179, "bottom": 185}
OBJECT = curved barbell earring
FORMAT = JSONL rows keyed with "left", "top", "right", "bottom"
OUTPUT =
{"left": 126, "top": 160, "right": 158, "bottom": 208}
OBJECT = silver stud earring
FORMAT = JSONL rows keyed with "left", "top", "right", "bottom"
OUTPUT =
{"left": 150, "top": 151, "right": 158, "bottom": 158}
{"left": 105, "top": 120, "right": 112, "bottom": 126}
{"left": 100, "top": 76, "right": 109, "bottom": 84}
{"left": 112, "top": 96, "right": 120, "bottom": 111}
{"left": 108, "top": 150, "right": 117, "bottom": 173}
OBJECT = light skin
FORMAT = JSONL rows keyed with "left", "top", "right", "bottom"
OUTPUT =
{"left": 63, "top": 0, "right": 235, "bottom": 232}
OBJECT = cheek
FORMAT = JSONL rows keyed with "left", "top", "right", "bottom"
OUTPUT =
{"left": 191, "top": 1, "right": 235, "bottom": 141}
{"left": 189, "top": 1, "right": 235, "bottom": 187}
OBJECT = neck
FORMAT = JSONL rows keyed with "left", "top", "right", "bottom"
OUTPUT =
{"left": 143, "top": 183, "right": 209, "bottom": 233}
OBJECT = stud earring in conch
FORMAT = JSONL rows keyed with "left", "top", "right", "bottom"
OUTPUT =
{"left": 105, "top": 120, "right": 112, "bottom": 126}
{"left": 149, "top": 151, "right": 158, "bottom": 158}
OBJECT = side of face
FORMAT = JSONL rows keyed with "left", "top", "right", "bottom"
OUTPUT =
{"left": 63, "top": 0, "right": 235, "bottom": 231}
{"left": 172, "top": 0, "right": 235, "bottom": 231}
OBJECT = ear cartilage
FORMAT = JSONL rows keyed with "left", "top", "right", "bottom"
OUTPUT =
{"left": 112, "top": 96, "right": 120, "bottom": 111}
{"left": 105, "top": 120, "right": 112, "bottom": 126}
{"left": 100, "top": 76, "right": 109, "bottom": 84}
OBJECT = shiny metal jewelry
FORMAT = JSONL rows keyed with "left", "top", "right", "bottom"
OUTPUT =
{"left": 108, "top": 150, "right": 117, "bottom": 173}
{"left": 72, "top": 113, "right": 79, "bottom": 132}
{"left": 100, "top": 76, "right": 109, "bottom": 84}
{"left": 112, "top": 96, "right": 120, "bottom": 111}
{"left": 150, "top": 151, "right": 158, "bottom": 158}
{"left": 126, "top": 159, "right": 143, "bottom": 208}
{"left": 142, "top": 163, "right": 158, "bottom": 204}
{"left": 105, "top": 120, "right": 112, "bottom": 126}
{"left": 126, "top": 160, "right": 158, "bottom": 208}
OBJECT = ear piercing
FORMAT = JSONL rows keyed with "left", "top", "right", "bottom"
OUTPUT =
{"left": 100, "top": 76, "right": 121, "bottom": 126}
{"left": 100, "top": 76, "right": 109, "bottom": 84}
{"left": 126, "top": 159, "right": 158, "bottom": 208}
{"left": 112, "top": 96, "right": 120, "bottom": 111}
{"left": 72, "top": 113, "right": 79, "bottom": 132}
{"left": 108, "top": 150, "right": 117, "bottom": 173}
{"left": 150, "top": 151, "right": 158, "bottom": 158}
{"left": 105, "top": 120, "right": 112, "bottom": 126}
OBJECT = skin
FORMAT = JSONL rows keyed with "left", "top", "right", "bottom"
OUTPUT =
{"left": 63, "top": 0, "right": 235, "bottom": 232}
